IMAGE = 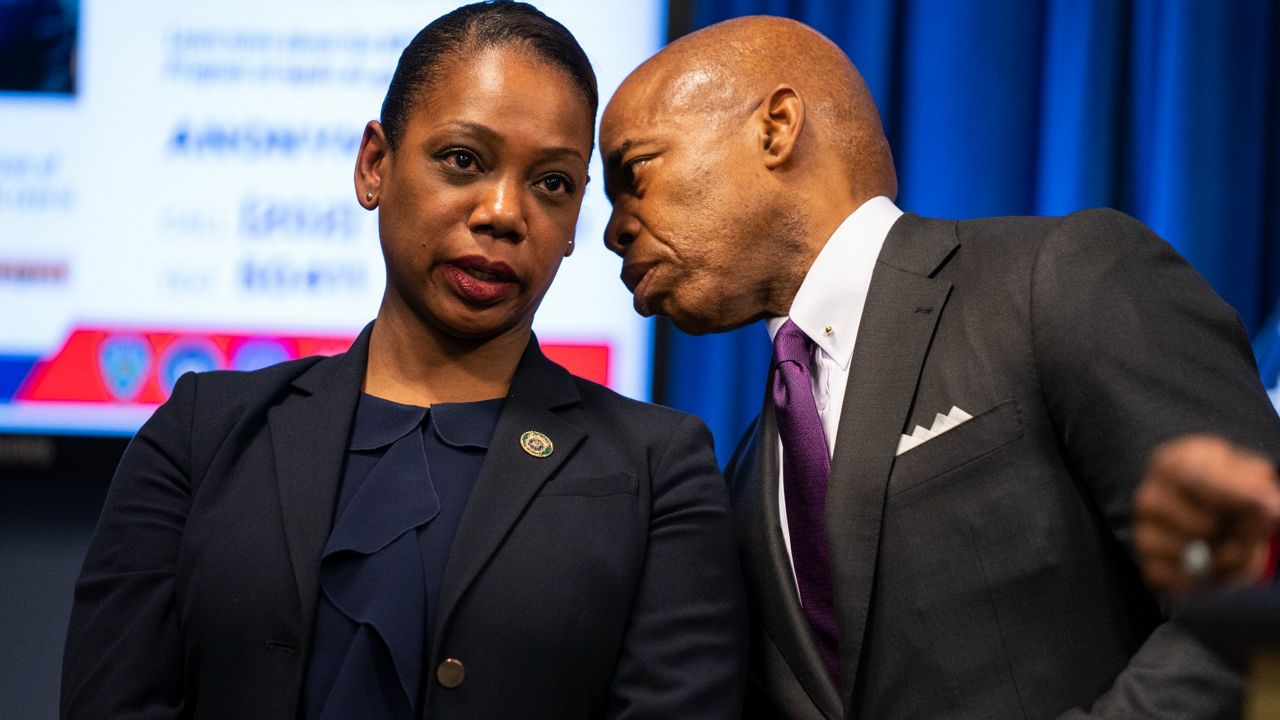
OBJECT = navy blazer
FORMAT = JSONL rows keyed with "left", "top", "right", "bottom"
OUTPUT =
{"left": 62, "top": 325, "right": 747, "bottom": 719}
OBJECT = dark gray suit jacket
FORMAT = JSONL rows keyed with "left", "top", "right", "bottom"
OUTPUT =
{"left": 62, "top": 326, "right": 747, "bottom": 719}
{"left": 727, "top": 209, "right": 1280, "bottom": 720}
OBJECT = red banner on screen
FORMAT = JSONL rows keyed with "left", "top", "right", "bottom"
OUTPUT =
{"left": 16, "top": 328, "right": 610, "bottom": 405}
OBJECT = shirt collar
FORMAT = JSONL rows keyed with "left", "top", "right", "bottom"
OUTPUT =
{"left": 766, "top": 196, "right": 904, "bottom": 370}
{"left": 349, "top": 393, "right": 428, "bottom": 451}
{"left": 428, "top": 398, "right": 505, "bottom": 449}
{"left": 349, "top": 394, "right": 505, "bottom": 451}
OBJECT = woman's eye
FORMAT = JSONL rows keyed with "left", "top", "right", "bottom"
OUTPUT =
{"left": 438, "top": 149, "right": 482, "bottom": 173}
{"left": 451, "top": 151, "right": 476, "bottom": 169}
{"left": 538, "top": 174, "right": 573, "bottom": 195}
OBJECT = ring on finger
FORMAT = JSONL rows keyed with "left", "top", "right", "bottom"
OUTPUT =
{"left": 1181, "top": 538, "right": 1212, "bottom": 582}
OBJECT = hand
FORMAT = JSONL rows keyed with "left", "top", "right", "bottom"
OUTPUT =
{"left": 1134, "top": 435, "right": 1280, "bottom": 593}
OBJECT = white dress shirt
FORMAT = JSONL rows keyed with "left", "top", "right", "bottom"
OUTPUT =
{"left": 765, "top": 195, "right": 904, "bottom": 593}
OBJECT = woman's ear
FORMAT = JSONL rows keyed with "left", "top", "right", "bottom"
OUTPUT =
{"left": 756, "top": 86, "right": 805, "bottom": 171}
{"left": 355, "top": 120, "right": 390, "bottom": 209}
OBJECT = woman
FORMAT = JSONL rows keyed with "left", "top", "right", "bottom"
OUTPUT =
{"left": 60, "top": 3, "right": 746, "bottom": 718}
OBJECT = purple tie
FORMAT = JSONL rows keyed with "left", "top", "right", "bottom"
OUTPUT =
{"left": 772, "top": 319, "right": 840, "bottom": 684}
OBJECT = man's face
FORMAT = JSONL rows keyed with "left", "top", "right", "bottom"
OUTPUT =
{"left": 600, "top": 77, "right": 778, "bottom": 335}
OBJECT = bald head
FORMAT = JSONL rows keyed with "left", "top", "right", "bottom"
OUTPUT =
{"left": 598, "top": 17, "right": 898, "bottom": 333}
{"left": 606, "top": 16, "right": 896, "bottom": 199}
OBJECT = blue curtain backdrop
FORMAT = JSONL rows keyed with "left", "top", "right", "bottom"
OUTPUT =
{"left": 661, "top": 0, "right": 1280, "bottom": 464}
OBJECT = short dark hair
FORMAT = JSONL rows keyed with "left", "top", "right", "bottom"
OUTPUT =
{"left": 380, "top": 1, "right": 598, "bottom": 149}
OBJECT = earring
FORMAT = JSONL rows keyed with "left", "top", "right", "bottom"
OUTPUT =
{"left": 365, "top": 191, "right": 374, "bottom": 202}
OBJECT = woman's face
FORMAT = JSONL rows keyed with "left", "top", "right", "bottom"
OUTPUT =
{"left": 360, "top": 46, "right": 593, "bottom": 342}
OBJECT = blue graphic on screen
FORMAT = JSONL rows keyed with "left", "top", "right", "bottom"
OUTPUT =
{"left": 159, "top": 339, "right": 222, "bottom": 395}
{"left": 98, "top": 335, "right": 151, "bottom": 401}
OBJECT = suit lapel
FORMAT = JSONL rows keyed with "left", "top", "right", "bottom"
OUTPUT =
{"left": 431, "top": 337, "right": 584, "bottom": 660}
{"left": 827, "top": 214, "right": 957, "bottom": 712}
{"left": 268, "top": 324, "right": 371, "bottom": 642}
{"left": 739, "top": 403, "right": 844, "bottom": 719}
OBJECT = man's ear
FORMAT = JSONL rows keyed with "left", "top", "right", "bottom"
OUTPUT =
{"left": 757, "top": 86, "right": 805, "bottom": 170}
{"left": 355, "top": 120, "right": 390, "bottom": 209}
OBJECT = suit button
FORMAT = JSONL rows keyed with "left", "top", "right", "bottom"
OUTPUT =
{"left": 436, "top": 658, "right": 465, "bottom": 688}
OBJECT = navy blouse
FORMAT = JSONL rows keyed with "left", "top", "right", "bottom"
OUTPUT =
{"left": 301, "top": 393, "right": 504, "bottom": 720}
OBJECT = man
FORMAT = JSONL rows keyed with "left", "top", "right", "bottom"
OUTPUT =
{"left": 1134, "top": 435, "right": 1280, "bottom": 592}
{"left": 600, "top": 15, "right": 1280, "bottom": 720}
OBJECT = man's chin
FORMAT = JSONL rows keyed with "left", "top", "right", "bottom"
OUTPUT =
{"left": 666, "top": 308, "right": 750, "bottom": 336}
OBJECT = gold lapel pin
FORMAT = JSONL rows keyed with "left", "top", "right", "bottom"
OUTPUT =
{"left": 520, "top": 430, "right": 554, "bottom": 458}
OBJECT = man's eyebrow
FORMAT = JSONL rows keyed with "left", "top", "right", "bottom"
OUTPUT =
{"left": 606, "top": 138, "right": 656, "bottom": 169}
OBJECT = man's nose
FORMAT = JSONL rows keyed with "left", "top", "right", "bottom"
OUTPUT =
{"left": 470, "top": 175, "right": 526, "bottom": 242}
{"left": 604, "top": 208, "right": 640, "bottom": 257}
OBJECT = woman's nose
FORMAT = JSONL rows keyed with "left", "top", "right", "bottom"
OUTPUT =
{"left": 470, "top": 176, "right": 527, "bottom": 242}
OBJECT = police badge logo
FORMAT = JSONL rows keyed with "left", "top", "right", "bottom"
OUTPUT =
{"left": 159, "top": 338, "right": 223, "bottom": 395}
{"left": 520, "top": 430, "right": 554, "bottom": 458}
{"left": 98, "top": 335, "right": 152, "bottom": 401}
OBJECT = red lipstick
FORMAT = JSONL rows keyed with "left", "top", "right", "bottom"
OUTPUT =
{"left": 443, "top": 256, "right": 517, "bottom": 305}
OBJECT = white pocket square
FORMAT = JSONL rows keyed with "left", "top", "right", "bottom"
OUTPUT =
{"left": 895, "top": 406, "right": 973, "bottom": 456}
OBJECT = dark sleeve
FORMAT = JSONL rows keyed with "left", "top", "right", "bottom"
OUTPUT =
{"left": 1030, "top": 209, "right": 1280, "bottom": 719}
{"left": 607, "top": 414, "right": 749, "bottom": 720}
{"left": 61, "top": 372, "right": 198, "bottom": 719}
{"left": 723, "top": 417, "right": 759, "bottom": 505}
